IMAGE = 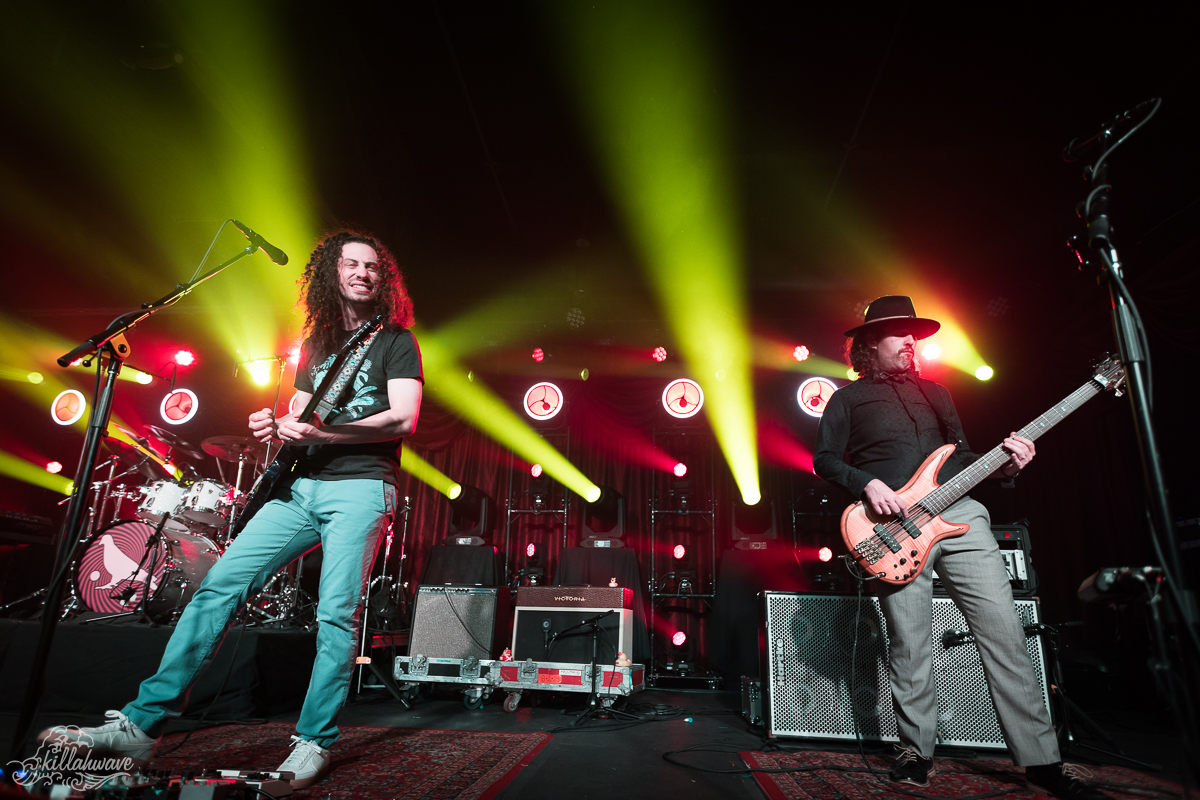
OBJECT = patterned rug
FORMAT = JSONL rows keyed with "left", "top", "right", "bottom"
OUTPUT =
{"left": 153, "top": 722, "right": 551, "bottom": 800}
{"left": 739, "top": 750, "right": 1184, "bottom": 800}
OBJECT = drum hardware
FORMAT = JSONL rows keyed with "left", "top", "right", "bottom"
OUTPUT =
{"left": 147, "top": 425, "right": 205, "bottom": 461}
{"left": 245, "top": 556, "right": 317, "bottom": 629}
{"left": 355, "top": 497, "right": 413, "bottom": 693}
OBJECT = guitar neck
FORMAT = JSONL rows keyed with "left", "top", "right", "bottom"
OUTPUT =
{"left": 921, "top": 376, "right": 1107, "bottom": 515}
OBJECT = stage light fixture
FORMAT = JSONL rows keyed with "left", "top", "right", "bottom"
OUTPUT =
{"left": 134, "top": 371, "right": 154, "bottom": 385}
{"left": 793, "top": 345, "right": 810, "bottom": 362}
{"left": 523, "top": 382, "right": 564, "bottom": 420}
{"left": 673, "top": 544, "right": 686, "bottom": 560}
{"left": 818, "top": 547, "right": 833, "bottom": 563}
{"left": 582, "top": 485, "right": 625, "bottom": 546}
{"left": 531, "top": 463, "right": 543, "bottom": 478}
{"left": 174, "top": 350, "right": 196, "bottom": 366}
{"left": 797, "top": 377, "right": 838, "bottom": 418}
{"left": 922, "top": 343, "right": 941, "bottom": 360}
{"left": 446, "top": 484, "right": 491, "bottom": 546}
{"left": 27, "top": 372, "right": 43, "bottom": 385}
{"left": 288, "top": 345, "right": 301, "bottom": 365}
{"left": 160, "top": 389, "right": 198, "bottom": 425}
{"left": 975, "top": 365, "right": 994, "bottom": 381}
{"left": 671, "top": 631, "right": 687, "bottom": 647}
{"left": 673, "top": 462, "right": 687, "bottom": 478}
{"left": 526, "top": 542, "right": 537, "bottom": 559}
{"left": 662, "top": 378, "right": 704, "bottom": 419}
{"left": 532, "top": 347, "right": 545, "bottom": 363}
{"left": 447, "top": 483, "right": 463, "bottom": 500}
{"left": 567, "top": 308, "right": 585, "bottom": 328}
{"left": 579, "top": 368, "right": 590, "bottom": 381}
{"left": 652, "top": 346, "right": 667, "bottom": 362}
{"left": 847, "top": 369, "right": 858, "bottom": 380}
{"left": 51, "top": 389, "right": 86, "bottom": 426}
{"left": 45, "top": 461, "right": 63, "bottom": 474}
{"left": 246, "top": 360, "right": 274, "bottom": 386}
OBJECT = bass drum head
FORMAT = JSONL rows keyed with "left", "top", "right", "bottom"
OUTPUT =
{"left": 75, "top": 520, "right": 168, "bottom": 614}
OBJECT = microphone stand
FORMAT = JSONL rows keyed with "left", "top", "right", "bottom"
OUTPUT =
{"left": 7, "top": 233, "right": 261, "bottom": 771}
{"left": 548, "top": 610, "right": 637, "bottom": 725}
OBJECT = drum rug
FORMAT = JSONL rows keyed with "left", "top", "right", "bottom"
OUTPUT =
{"left": 738, "top": 750, "right": 1183, "bottom": 800}
{"left": 154, "top": 722, "right": 551, "bottom": 800}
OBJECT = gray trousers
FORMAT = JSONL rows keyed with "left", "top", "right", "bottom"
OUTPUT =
{"left": 875, "top": 497, "right": 1060, "bottom": 766}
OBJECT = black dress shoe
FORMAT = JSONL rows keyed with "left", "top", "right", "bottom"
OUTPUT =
{"left": 890, "top": 747, "right": 935, "bottom": 787}
{"left": 1025, "top": 762, "right": 1113, "bottom": 800}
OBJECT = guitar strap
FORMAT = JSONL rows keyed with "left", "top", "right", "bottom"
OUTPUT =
{"left": 310, "top": 322, "right": 385, "bottom": 423}
{"left": 913, "top": 378, "right": 963, "bottom": 448}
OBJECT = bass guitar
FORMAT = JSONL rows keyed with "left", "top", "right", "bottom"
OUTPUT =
{"left": 230, "top": 316, "right": 384, "bottom": 537}
{"left": 841, "top": 354, "right": 1125, "bottom": 585}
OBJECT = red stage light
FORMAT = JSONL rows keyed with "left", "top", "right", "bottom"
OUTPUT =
{"left": 523, "top": 382, "right": 563, "bottom": 420}
{"left": 797, "top": 377, "right": 838, "bottom": 418}
{"left": 45, "top": 461, "right": 63, "bottom": 474}
{"left": 671, "top": 631, "right": 687, "bottom": 647}
{"left": 673, "top": 462, "right": 687, "bottom": 478}
{"left": 818, "top": 547, "right": 833, "bottom": 563}
{"left": 793, "top": 345, "right": 810, "bottom": 362}
{"left": 532, "top": 347, "right": 545, "bottom": 362}
{"left": 662, "top": 379, "right": 704, "bottom": 419}
{"left": 288, "top": 345, "right": 301, "bottom": 365}
{"left": 526, "top": 542, "right": 537, "bottom": 559}
{"left": 173, "top": 350, "right": 196, "bottom": 366}
{"left": 652, "top": 346, "right": 667, "bottom": 362}
{"left": 673, "top": 544, "right": 686, "bottom": 560}
{"left": 530, "top": 463, "right": 543, "bottom": 478}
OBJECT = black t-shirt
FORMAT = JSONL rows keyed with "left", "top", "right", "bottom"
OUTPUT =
{"left": 292, "top": 326, "right": 423, "bottom": 485}
{"left": 813, "top": 374, "right": 980, "bottom": 499}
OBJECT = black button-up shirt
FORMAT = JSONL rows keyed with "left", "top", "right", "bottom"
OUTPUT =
{"left": 813, "top": 374, "right": 980, "bottom": 499}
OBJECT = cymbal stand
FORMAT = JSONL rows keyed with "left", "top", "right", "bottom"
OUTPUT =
{"left": 225, "top": 450, "right": 251, "bottom": 545}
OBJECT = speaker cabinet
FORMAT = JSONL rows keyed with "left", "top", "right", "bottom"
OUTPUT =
{"left": 409, "top": 585, "right": 511, "bottom": 660}
{"left": 512, "top": 608, "right": 632, "bottom": 664}
{"left": 761, "top": 592, "right": 1052, "bottom": 750}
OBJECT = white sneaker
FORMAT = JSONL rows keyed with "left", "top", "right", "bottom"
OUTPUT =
{"left": 37, "top": 710, "right": 157, "bottom": 767}
{"left": 277, "top": 735, "right": 331, "bottom": 789}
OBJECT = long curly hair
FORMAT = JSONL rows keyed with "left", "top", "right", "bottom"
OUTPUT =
{"left": 298, "top": 229, "right": 414, "bottom": 362}
{"left": 844, "top": 328, "right": 921, "bottom": 379}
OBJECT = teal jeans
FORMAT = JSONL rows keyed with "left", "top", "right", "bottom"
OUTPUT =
{"left": 123, "top": 477, "right": 395, "bottom": 748}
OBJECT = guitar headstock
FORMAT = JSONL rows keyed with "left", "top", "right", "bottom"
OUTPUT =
{"left": 1091, "top": 354, "right": 1126, "bottom": 396}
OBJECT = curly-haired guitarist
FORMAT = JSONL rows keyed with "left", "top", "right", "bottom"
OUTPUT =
{"left": 43, "top": 229, "right": 423, "bottom": 790}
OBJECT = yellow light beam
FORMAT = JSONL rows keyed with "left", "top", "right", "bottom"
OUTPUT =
{"left": 550, "top": 0, "right": 759, "bottom": 503}
{"left": 399, "top": 443, "right": 460, "bottom": 499}
{"left": 420, "top": 329, "right": 601, "bottom": 502}
{"left": 0, "top": 452, "right": 73, "bottom": 495}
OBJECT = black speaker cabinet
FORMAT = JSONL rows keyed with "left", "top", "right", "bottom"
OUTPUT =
{"left": 761, "top": 592, "right": 1052, "bottom": 750}
{"left": 512, "top": 608, "right": 633, "bottom": 664}
{"left": 408, "top": 585, "right": 511, "bottom": 660}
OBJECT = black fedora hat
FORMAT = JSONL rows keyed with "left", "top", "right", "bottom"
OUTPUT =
{"left": 843, "top": 296, "right": 940, "bottom": 339}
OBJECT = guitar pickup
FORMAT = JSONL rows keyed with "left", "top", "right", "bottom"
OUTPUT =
{"left": 899, "top": 517, "right": 923, "bottom": 540}
{"left": 872, "top": 524, "right": 902, "bottom": 553}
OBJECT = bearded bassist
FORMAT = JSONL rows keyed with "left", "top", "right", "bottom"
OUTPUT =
{"left": 813, "top": 296, "right": 1108, "bottom": 800}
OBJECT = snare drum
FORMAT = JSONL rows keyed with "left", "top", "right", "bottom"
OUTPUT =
{"left": 180, "top": 480, "right": 233, "bottom": 527}
{"left": 136, "top": 481, "right": 188, "bottom": 532}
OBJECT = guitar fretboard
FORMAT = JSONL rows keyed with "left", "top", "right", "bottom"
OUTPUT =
{"left": 920, "top": 375, "right": 1109, "bottom": 515}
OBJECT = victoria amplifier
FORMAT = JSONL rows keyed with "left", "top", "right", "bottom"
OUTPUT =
{"left": 515, "top": 586, "right": 633, "bottom": 609}
{"left": 409, "top": 585, "right": 511, "bottom": 660}
{"left": 761, "top": 592, "right": 1052, "bottom": 750}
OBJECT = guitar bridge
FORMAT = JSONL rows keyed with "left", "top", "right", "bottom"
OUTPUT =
{"left": 855, "top": 540, "right": 883, "bottom": 564}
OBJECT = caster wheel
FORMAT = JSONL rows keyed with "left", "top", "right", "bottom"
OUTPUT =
{"left": 503, "top": 694, "right": 521, "bottom": 713}
{"left": 463, "top": 693, "right": 485, "bottom": 710}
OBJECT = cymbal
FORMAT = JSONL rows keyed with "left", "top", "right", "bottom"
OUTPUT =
{"left": 147, "top": 424, "right": 204, "bottom": 460}
{"left": 113, "top": 423, "right": 150, "bottom": 446}
{"left": 202, "top": 435, "right": 268, "bottom": 463}
{"left": 103, "top": 438, "right": 172, "bottom": 481}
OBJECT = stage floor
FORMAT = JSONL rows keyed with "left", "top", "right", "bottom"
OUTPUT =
{"left": 3, "top": 685, "right": 1187, "bottom": 800}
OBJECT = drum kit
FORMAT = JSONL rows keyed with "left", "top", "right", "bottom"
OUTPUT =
{"left": 54, "top": 424, "right": 315, "bottom": 626}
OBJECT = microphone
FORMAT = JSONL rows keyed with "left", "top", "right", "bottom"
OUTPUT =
{"left": 232, "top": 220, "right": 289, "bottom": 265}
{"left": 1062, "top": 99, "right": 1158, "bottom": 162}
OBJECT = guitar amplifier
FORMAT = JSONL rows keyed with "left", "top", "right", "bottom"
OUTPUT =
{"left": 408, "top": 585, "right": 511, "bottom": 660}
{"left": 515, "top": 586, "right": 633, "bottom": 609}
{"left": 760, "top": 592, "right": 1052, "bottom": 750}
{"left": 930, "top": 522, "right": 1038, "bottom": 598}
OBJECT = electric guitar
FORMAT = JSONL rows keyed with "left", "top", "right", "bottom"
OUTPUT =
{"left": 841, "top": 355, "right": 1125, "bottom": 585}
{"left": 230, "top": 316, "right": 384, "bottom": 537}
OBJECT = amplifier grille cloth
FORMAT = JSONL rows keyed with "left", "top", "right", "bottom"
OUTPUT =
{"left": 409, "top": 588, "right": 499, "bottom": 660}
{"left": 764, "top": 593, "right": 1050, "bottom": 749}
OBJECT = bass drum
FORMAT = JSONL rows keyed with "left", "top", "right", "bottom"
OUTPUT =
{"left": 74, "top": 519, "right": 221, "bottom": 620}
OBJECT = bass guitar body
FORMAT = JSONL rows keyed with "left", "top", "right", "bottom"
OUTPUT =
{"left": 840, "top": 445, "right": 968, "bottom": 585}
